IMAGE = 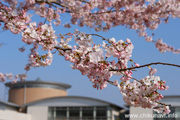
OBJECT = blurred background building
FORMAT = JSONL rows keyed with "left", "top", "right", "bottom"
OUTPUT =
{"left": 0, "top": 78, "right": 128, "bottom": 120}
{"left": 1, "top": 78, "right": 179, "bottom": 120}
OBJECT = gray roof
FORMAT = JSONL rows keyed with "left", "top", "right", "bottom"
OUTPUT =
{"left": 0, "top": 96, "right": 125, "bottom": 110}
{"left": 0, "top": 100, "right": 19, "bottom": 107}
{"left": 163, "top": 95, "right": 180, "bottom": 98}
{"left": 22, "top": 96, "right": 124, "bottom": 110}
{"left": 5, "top": 80, "right": 71, "bottom": 90}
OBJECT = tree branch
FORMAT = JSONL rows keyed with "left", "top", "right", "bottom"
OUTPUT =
{"left": 87, "top": 33, "right": 108, "bottom": 41}
{"left": 35, "top": 0, "right": 71, "bottom": 13}
{"left": 54, "top": 46, "right": 72, "bottom": 51}
{"left": 106, "top": 80, "right": 117, "bottom": 86}
{"left": 110, "top": 62, "right": 180, "bottom": 72}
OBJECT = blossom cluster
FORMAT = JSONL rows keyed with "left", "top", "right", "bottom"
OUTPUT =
{"left": 22, "top": 22, "right": 58, "bottom": 50}
{"left": 0, "top": 73, "right": 27, "bottom": 83}
{"left": 120, "top": 76, "right": 170, "bottom": 114}
{"left": 53, "top": 0, "right": 180, "bottom": 53}
{"left": 34, "top": 2, "right": 62, "bottom": 24}
{"left": 27, "top": 48, "right": 53, "bottom": 68}
{"left": 56, "top": 31, "right": 169, "bottom": 113}
{"left": 60, "top": 30, "right": 134, "bottom": 90}
{"left": 1, "top": 0, "right": 180, "bottom": 53}
{"left": 156, "top": 39, "right": 180, "bottom": 54}
{"left": 0, "top": 2, "right": 31, "bottom": 34}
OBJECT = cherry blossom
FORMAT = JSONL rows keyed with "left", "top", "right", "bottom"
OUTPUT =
{"left": 0, "top": 72, "right": 27, "bottom": 83}
{"left": 149, "top": 68, "right": 157, "bottom": 76}
{"left": 119, "top": 76, "right": 170, "bottom": 113}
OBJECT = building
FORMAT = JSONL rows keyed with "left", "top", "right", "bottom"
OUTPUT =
{"left": 5, "top": 77, "right": 71, "bottom": 105}
{"left": 129, "top": 96, "right": 180, "bottom": 120}
{"left": 0, "top": 78, "right": 127, "bottom": 120}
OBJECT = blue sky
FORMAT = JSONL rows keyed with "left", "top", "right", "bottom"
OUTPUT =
{"left": 0, "top": 11, "right": 179, "bottom": 107}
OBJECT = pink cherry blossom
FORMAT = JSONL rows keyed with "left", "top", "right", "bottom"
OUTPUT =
{"left": 149, "top": 68, "right": 157, "bottom": 76}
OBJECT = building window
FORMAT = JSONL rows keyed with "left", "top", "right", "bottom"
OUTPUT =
{"left": 48, "top": 106, "right": 111, "bottom": 120}
{"left": 82, "top": 107, "right": 94, "bottom": 119}
{"left": 56, "top": 107, "right": 67, "bottom": 120}
{"left": 69, "top": 107, "right": 80, "bottom": 120}
{"left": 96, "top": 107, "right": 107, "bottom": 120}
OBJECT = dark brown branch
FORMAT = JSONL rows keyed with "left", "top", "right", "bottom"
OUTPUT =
{"left": 106, "top": 80, "right": 117, "bottom": 86}
{"left": 35, "top": 0, "right": 56, "bottom": 7}
{"left": 35, "top": 0, "right": 71, "bottom": 13}
{"left": 111, "top": 62, "right": 180, "bottom": 72}
{"left": 90, "top": 10, "right": 119, "bottom": 14}
{"left": 38, "top": 0, "right": 117, "bottom": 14}
{"left": 78, "top": 0, "right": 90, "bottom": 4}
{"left": 54, "top": 46, "right": 72, "bottom": 51}
{"left": 51, "top": 2, "right": 69, "bottom": 9}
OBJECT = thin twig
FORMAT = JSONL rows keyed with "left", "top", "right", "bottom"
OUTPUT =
{"left": 111, "top": 62, "right": 180, "bottom": 72}
{"left": 87, "top": 33, "right": 108, "bottom": 41}
{"left": 88, "top": 34, "right": 120, "bottom": 52}
{"left": 106, "top": 80, "right": 117, "bottom": 86}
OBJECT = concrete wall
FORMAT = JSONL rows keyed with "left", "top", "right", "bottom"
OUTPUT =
{"left": 28, "top": 106, "right": 48, "bottom": 120}
{"left": 112, "top": 110, "right": 120, "bottom": 120}
{"left": 130, "top": 107, "right": 153, "bottom": 120}
{"left": 0, "top": 109, "right": 31, "bottom": 120}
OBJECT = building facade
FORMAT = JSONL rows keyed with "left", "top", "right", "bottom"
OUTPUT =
{"left": 0, "top": 78, "right": 126, "bottom": 120}
{"left": 26, "top": 96, "right": 122, "bottom": 120}
{"left": 4, "top": 78, "right": 180, "bottom": 120}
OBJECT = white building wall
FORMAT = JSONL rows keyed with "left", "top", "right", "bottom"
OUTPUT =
{"left": 27, "top": 106, "right": 48, "bottom": 120}
{"left": 130, "top": 107, "right": 153, "bottom": 120}
{"left": 112, "top": 110, "right": 119, "bottom": 120}
{"left": 0, "top": 109, "right": 31, "bottom": 120}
